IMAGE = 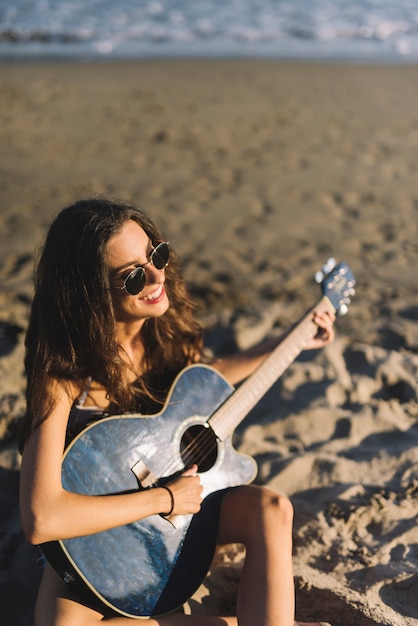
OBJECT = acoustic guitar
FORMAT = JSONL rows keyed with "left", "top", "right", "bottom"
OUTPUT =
{"left": 41, "top": 259, "right": 355, "bottom": 618}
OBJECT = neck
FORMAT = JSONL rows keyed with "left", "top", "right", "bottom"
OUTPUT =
{"left": 116, "top": 321, "right": 146, "bottom": 378}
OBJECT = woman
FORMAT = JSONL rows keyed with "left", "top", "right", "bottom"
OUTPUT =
{"left": 19, "top": 198, "right": 335, "bottom": 626}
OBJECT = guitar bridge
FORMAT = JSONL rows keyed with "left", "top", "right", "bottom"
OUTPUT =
{"left": 131, "top": 459, "right": 157, "bottom": 488}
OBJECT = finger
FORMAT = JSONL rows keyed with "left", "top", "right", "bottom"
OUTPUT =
{"left": 182, "top": 464, "right": 199, "bottom": 477}
{"left": 313, "top": 312, "right": 335, "bottom": 327}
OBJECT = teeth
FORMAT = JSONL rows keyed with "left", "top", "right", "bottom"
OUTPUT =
{"left": 143, "top": 285, "right": 162, "bottom": 301}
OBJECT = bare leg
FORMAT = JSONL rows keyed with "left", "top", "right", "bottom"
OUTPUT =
{"left": 218, "top": 485, "right": 295, "bottom": 626}
{"left": 106, "top": 615, "right": 236, "bottom": 625}
{"left": 35, "top": 564, "right": 238, "bottom": 626}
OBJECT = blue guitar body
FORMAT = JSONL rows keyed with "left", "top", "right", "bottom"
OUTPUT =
{"left": 42, "top": 365, "right": 257, "bottom": 618}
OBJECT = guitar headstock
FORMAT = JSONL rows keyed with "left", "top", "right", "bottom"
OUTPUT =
{"left": 315, "top": 258, "right": 356, "bottom": 315}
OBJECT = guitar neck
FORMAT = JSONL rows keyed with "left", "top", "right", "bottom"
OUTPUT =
{"left": 209, "top": 296, "right": 334, "bottom": 441}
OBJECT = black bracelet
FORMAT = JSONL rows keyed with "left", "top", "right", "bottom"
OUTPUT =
{"left": 159, "top": 485, "right": 175, "bottom": 517}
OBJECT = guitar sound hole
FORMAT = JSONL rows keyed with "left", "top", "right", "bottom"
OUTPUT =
{"left": 180, "top": 424, "right": 218, "bottom": 473}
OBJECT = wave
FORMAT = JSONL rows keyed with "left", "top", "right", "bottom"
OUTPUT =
{"left": 1, "top": 0, "right": 418, "bottom": 60}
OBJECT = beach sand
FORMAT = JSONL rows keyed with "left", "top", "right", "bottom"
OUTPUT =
{"left": 0, "top": 59, "right": 417, "bottom": 625}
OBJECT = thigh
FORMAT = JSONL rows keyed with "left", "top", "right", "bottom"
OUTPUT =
{"left": 35, "top": 565, "right": 236, "bottom": 626}
{"left": 35, "top": 563, "right": 105, "bottom": 626}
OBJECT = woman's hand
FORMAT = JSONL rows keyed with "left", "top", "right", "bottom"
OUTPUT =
{"left": 164, "top": 464, "right": 203, "bottom": 516}
{"left": 305, "top": 308, "right": 336, "bottom": 350}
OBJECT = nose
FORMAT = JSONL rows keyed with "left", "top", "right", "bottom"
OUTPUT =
{"left": 143, "top": 260, "right": 164, "bottom": 286}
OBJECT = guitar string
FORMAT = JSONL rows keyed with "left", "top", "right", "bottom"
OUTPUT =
{"left": 147, "top": 286, "right": 350, "bottom": 489}
{"left": 203, "top": 320, "right": 318, "bottom": 464}
{"left": 151, "top": 292, "right": 343, "bottom": 483}
{"left": 173, "top": 343, "right": 303, "bottom": 474}
{"left": 152, "top": 370, "right": 273, "bottom": 482}
{"left": 155, "top": 305, "right": 335, "bottom": 483}
{"left": 152, "top": 314, "right": 321, "bottom": 485}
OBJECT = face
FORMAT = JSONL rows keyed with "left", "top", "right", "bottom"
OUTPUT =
{"left": 107, "top": 220, "right": 170, "bottom": 324}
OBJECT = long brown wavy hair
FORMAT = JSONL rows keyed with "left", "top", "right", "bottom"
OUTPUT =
{"left": 19, "top": 198, "right": 203, "bottom": 451}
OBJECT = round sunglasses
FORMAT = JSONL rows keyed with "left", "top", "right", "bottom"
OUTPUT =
{"left": 117, "top": 241, "right": 170, "bottom": 296}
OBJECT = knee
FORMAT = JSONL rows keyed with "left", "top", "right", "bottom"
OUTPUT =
{"left": 219, "top": 485, "right": 293, "bottom": 546}
{"left": 239, "top": 487, "right": 293, "bottom": 550}
{"left": 240, "top": 486, "right": 293, "bottom": 537}
{"left": 259, "top": 488, "right": 294, "bottom": 530}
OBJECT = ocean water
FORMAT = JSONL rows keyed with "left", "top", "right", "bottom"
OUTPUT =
{"left": 1, "top": 0, "right": 418, "bottom": 62}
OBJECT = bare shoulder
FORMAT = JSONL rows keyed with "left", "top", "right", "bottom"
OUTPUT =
{"left": 46, "top": 376, "right": 85, "bottom": 414}
{"left": 23, "top": 377, "right": 86, "bottom": 454}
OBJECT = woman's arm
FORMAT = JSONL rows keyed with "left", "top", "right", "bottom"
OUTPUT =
{"left": 210, "top": 308, "right": 335, "bottom": 386}
{"left": 19, "top": 381, "right": 202, "bottom": 545}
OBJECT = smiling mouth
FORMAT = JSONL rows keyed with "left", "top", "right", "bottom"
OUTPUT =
{"left": 142, "top": 284, "right": 164, "bottom": 302}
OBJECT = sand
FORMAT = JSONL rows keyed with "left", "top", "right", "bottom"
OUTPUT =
{"left": 0, "top": 59, "right": 417, "bottom": 626}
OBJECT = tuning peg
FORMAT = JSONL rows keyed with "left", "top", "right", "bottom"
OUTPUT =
{"left": 314, "top": 270, "right": 324, "bottom": 284}
{"left": 315, "top": 257, "right": 336, "bottom": 283}
{"left": 339, "top": 304, "right": 349, "bottom": 315}
{"left": 324, "top": 257, "right": 337, "bottom": 273}
{"left": 343, "top": 287, "right": 356, "bottom": 298}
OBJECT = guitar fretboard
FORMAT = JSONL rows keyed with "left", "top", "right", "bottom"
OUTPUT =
{"left": 209, "top": 296, "right": 333, "bottom": 441}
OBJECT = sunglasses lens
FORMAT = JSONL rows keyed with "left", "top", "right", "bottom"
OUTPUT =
{"left": 121, "top": 243, "right": 169, "bottom": 295}
{"left": 124, "top": 267, "right": 146, "bottom": 295}
{"left": 152, "top": 242, "right": 170, "bottom": 270}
